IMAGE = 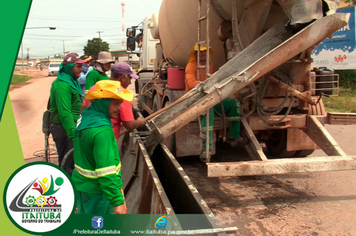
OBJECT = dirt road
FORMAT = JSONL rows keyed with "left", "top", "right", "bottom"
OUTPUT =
{"left": 9, "top": 72, "right": 356, "bottom": 235}
{"left": 178, "top": 127, "right": 356, "bottom": 235}
{"left": 9, "top": 69, "right": 56, "bottom": 161}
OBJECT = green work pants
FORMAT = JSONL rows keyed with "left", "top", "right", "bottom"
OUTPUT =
{"left": 201, "top": 98, "right": 240, "bottom": 150}
{"left": 77, "top": 191, "right": 114, "bottom": 214}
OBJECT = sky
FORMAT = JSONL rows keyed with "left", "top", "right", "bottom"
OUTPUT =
{"left": 20, "top": 0, "right": 163, "bottom": 59}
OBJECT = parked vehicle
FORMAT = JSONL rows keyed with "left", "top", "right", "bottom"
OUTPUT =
{"left": 48, "top": 63, "right": 60, "bottom": 76}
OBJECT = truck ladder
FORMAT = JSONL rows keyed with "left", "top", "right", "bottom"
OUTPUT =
{"left": 197, "top": 0, "right": 212, "bottom": 162}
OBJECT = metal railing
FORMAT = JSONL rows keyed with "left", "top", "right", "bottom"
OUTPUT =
{"left": 310, "top": 73, "right": 340, "bottom": 96}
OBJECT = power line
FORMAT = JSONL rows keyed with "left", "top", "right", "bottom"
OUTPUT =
{"left": 25, "top": 34, "right": 84, "bottom": 37}
{"left": 30, "top": 15, "right": 141, "bottom": 23}
{"left": 23, "top": 37, "right": 77, "bottom": 41}
{"left": 54, "top": 27, "right": 119, "bottom": 31}
{"left": 25, "top": 33, "right": 122, "bottom": 37}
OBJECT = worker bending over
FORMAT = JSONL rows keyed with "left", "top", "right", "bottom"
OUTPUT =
{"left": 81, "top": 62, "right": 146, "bottom": 141}
{"left": 72, "top": 80, "right": 133, "bottom": 214}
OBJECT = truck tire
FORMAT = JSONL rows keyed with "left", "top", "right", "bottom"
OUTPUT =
{"left": 293, "top": 149, "right": 314, "bottom": 157}
{"left": 265, "top": 129, "right": 296, "bottom": 158}
{"left": 152, "top": 95, "right": 159, "bottom": 112}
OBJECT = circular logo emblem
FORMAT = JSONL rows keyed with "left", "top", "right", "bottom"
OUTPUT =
{"left": 3, "top": 162, "right": 76, "bottom": 234}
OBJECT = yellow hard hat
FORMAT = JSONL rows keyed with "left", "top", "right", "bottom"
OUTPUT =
{"left": 190, "top": 43, "right": 214, "bottom": 58}
{"left": 193, "top": 43, "right": 214, "bottom": 53}
{"left": 85, "top": 80, "right": 133, "bottom": 102}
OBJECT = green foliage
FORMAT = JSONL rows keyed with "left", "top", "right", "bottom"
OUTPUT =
{"left": 323, "top": 87, "right": 356, "bottom": 113}
{"left": 11, "top": 74, "right": 31, "bottom": 85}
{"left": 335, "top": 70, "right": 356, "bottom": 90}
{"left": 345, "top": 0, "right": 356, "bottom": 4}
{"left": 83, "top": 38, "right": 110, "bottom": 60}
{"left": 53, "top": 54, "right": 63, "bottom": 59}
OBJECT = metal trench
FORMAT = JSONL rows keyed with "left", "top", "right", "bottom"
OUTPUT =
{"left": 119, "top": 123, "right": 233, "bottom": 235}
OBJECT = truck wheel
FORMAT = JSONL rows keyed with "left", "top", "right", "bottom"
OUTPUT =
{"left": 265, "top": 129, "right": 296, "bottom": 158}
{"left": 152, "top": 95, "right": 159, "bottom": 112}
{"left": 293, "top": 150, "right": 314, "bottom": 157}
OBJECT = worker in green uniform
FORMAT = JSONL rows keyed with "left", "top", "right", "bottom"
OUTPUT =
{"left": 72, "top": 80, "right": 133, "bottom": 214}
{"left": 84, "top": 51, "right": 114, "bottom": 95}
{"left": 50, "top": 53, "right": 86, "bottom": 176}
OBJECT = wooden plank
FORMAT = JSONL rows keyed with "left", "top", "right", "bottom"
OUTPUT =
{"left": 305, "top": 116, "right": 347, "bottom": 157}
{"left": 241, "top": 119, "right": 268, "bottom": 161}
{"left": 327, "top": 112, "right": 356, "bottom": 125}
{"left": 207, "top": 156, "right": 356, "bottom": 177}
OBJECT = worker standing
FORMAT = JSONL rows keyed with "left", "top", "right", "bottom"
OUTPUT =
{"left": 85, "top": 51, "right": 114, "bottom": 94}
{"left": 77, "top": 55, "right": 94, "bottom": 99}
{"left": 72, "top": 80, "right": 133, "bottom": 214}
{"left": 185, "top": 43, "right": 244, "bottom": 161}
{"left": 49, "top": 53, "right": 85, "bottom": 176}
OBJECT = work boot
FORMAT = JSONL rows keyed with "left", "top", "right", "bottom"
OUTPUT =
{"left": 199, "top": 151, "right": 211, "bottom": 163}
{"left": 229, "top": 137, "right": 249, "bottom": 147}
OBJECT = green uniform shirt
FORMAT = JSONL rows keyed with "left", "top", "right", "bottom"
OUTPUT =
{"left": 72, "top": 124, "right": 124, "bottom": 207}
{"left": 85, "top": 69, "right": 108, "bottom": 93}
{"left": 50, "top": 78, "right": 82, "bottom": 141}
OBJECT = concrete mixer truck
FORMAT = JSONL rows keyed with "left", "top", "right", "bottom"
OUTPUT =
{"left": 124, "top": 0, "right": 356, "bottom": 177}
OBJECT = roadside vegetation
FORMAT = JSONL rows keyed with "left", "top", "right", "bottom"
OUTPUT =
{"left": 323, "top": 88, "right": 356, "bottom": 113}
{"left": 323, "top": 70, "right": 356, "bottom": 113}
{"left": 11, "top": 73, "right": 32, "bottom": 85}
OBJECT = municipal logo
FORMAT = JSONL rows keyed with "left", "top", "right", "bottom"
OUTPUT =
{"left": 3, "top": 162, "right": 76, "bottom": 234}
{"left": 155, "top": 216, "right": 167, "bottom": 228}
{"left": 92, "top": 216, "right": 104, "bottom": 229}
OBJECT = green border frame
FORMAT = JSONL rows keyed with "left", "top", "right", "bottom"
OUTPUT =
{"left": 0, "top": 0, "right": 32, "bottom": 121}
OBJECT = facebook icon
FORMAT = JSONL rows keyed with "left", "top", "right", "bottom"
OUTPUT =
{"left": 92, "top": 216, "right": 104, "bottom": 229}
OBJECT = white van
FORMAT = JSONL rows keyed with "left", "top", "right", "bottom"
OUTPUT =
{"left": 48, "top": 63, "right": 61, "bottom": 76}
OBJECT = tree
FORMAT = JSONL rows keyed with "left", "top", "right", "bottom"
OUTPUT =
{"left": 345, "top": 0, "right": 356, "bottom": 4}
{"left": 53, "top": 54, "right": 63, "bottom": 59}
{"left": 83, "top": 38, "right": 110, "bottom": 59}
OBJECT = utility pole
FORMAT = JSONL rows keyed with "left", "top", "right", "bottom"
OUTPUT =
{"left": 21, "top": 27, "right": 56, "bottom": 72}
{"left": 21, "top": 43, "right": 24, "bottom": 72}
{"left": 26, "top": 48, "right": 30, "bottom": 65}
{"left": 96, "top": 31, "right": 103, "bottom": 51}
{"left": 62, "top": 40, "right": 66, "bottom": 57}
